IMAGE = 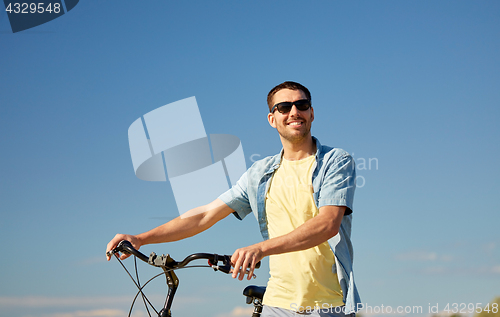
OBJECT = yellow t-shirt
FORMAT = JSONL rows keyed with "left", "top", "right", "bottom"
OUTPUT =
{"left": 263, "top": 155, "right": 344, "bottom": 312}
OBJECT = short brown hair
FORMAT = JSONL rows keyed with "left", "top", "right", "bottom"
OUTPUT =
{"left": 267, "top": 81, "right": 311, "bottom": 112}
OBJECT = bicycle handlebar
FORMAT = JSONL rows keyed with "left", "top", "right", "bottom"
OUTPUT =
{"left": 107, "top": 240, "right": 261, "bottom": 274}
{"left": 107, "top": 240, "right": 261, "bottom": 317}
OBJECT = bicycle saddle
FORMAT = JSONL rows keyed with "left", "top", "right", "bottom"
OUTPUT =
{"left": 243, "top": 285, "right": 266, "bottom": 300}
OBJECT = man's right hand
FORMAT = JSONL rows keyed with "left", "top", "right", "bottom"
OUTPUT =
{"left": 106, "top": 234, "right": 142, "bottom": 261}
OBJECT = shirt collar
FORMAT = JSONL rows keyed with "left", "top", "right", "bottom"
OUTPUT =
{"left": 266, "top": 136, "right": 321, "bottom": 174}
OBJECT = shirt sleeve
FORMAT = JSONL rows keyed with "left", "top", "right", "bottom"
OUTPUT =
{"left": 317, "top": 152, "right": 356, "bottom": 214}
{"left": 218, "top": 170, "right": 253, "bottom": 220}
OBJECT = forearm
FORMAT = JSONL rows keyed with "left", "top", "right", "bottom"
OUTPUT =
{"left": 137, "top": 212, "right": 209, "bottom": 245}
{"left": 259, "top": 211, "right": 340, "bottom": 257}
{"left": 137, "top": 200, "right": 232, "bottom": 246}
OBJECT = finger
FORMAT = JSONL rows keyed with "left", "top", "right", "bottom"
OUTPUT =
{"left": 230, "top": 250, "right": 238, "bottom": 278}
{"left": 106, "top": 234, "right": 125, "bottom": 252}
{"left": 106, "top": 237, "right": 120, "bottom": 261}
{"left": 239, "top": 255, "right": 251, "bottom": 281}
{"left": 238, "top": 257, "right": 248, "bottom": 280}
{"left": 232, "top": 258, "right": 242, "bottom": 279}
{"left": 230, "top": 250, "right": 239, "bottom": 268}
{"left": 106, "top": 242, "right": 114, "bottom": 257}
{"left": 247, "top": 258, "right": 256, "bottom": 280}
{"left": 232, "top": 252, "right": 243, "bottom": 279}
{"left": 120, "top": 253, "right": 131, "bottom": 260}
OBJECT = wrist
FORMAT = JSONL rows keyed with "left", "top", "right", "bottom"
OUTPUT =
{"left": 258, "top": 240, "right": 271, "bottom": 257}
{"left": 135, "top": 233, "right": 147, "bottom": 247}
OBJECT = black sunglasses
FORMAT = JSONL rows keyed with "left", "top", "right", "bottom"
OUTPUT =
{"left": 271, "top": 99, "right": 312, "bottom": 114}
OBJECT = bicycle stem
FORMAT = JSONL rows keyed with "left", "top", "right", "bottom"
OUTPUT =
{"left": 159, "top": 267, "right": 179, "bottom": 317}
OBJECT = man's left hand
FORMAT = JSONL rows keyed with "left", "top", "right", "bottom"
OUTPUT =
{"left": 231, "top": 244, "right": 264, "bottom": 280}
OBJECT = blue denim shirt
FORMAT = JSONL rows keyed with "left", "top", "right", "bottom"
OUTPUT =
{"left": 218, "top": 137, "right": 361, "bottom": 313}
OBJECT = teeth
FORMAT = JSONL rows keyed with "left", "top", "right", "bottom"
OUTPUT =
{"left": 289, "top": 122, "right": 302, "bottom": 126}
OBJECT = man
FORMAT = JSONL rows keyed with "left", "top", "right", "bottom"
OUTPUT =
{"left": 106, "top": 81, "right": 360, "bottom": 316}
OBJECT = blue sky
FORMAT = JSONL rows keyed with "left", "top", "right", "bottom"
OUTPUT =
{"left": 0, "top": 1, "right": 499, "bottom": 317}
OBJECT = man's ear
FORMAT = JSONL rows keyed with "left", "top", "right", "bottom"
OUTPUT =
{"left": 268, "top": 112, "right": 277, "bottom": 128}
{"left": 310, "top": 106, "right": 314, "bottom": 123}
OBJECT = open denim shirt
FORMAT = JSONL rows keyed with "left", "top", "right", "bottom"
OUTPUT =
{"left": 218, "top": 137, "right": 361, "bottom": 313}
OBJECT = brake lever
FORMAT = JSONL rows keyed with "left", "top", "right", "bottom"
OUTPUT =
{"left": 208, "top": 255, "right": 232, "bottom": 274}
{"left": 208, "top": 255, "right": 259, "bottom": 279}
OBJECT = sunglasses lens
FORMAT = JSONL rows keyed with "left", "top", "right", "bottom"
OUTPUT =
{"left": 296, "top": 100, "right": 311, "bottom": 111}
{"left": 277, "top": 103, "right": 293, "bottom": 113}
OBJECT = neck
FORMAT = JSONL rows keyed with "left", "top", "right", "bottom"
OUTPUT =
{"left": 281, "top": 135, "right": 316, "bottom": 161}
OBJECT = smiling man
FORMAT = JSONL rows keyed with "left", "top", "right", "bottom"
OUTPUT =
{"left": 106, "top": 81, "right": 360, "bottom": 317}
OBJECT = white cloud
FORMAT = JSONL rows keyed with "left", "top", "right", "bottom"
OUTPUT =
{"left": 420, "top": 266, "right": 448, "bottom": 275}
{"left": 0, "top": 294, "right": 206, "bottom": 309}
{"left": 394, "top": 250, "right": 456, "bottom": 262}
{"left": 482, "top": 242, "right": 496, "bottom": 252}
{"left": 0, "top": 295, "right": 131, "bottom": 308}
{"left": 438, "top": 254, "right": 454, "bottom": 262}
{"left": 77, "top": 256, "right": 108, "bottom": 266}
{"left": 1, "top": 295, "right": 209, "bottom": 317}
{"left": 419, "top": 265, "right": 500, "bottom": 276}
{"left": 394, "top": 250, "right": 438, "bottom": 261}
{"left": 44, "top": 309, "right": 127, "bottom": 317}
{"left": 216, "top": 306, "right": 255, "bottom": 317}
{"left": 20, "top": 309, "right": 151, "bottom": 317}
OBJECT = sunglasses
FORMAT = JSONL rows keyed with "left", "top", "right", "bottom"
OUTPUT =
{"left": 271, "top": 99, "right": 312, "bottom": 114}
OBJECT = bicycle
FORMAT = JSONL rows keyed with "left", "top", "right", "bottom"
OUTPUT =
{"left": 107, "top": 240, "right": 267, "bottom": 317}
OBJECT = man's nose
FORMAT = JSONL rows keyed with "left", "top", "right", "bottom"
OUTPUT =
{"left": 289, "top": 105, "right": 300, "bottom": 116}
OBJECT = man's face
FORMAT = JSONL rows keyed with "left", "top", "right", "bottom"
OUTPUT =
{"left": 268, "top": 88, "right": 314, "bottom": 144}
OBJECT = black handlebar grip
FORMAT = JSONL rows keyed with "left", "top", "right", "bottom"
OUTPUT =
{"left": 115, "top": 240, "right": 149, "bottom": 263}
{"left": 117, "top": 240, "right": 133, "bottom": 252}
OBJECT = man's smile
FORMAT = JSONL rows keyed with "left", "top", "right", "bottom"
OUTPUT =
{"left": 287, "top": 120, "right": 304, "bottom": 127}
